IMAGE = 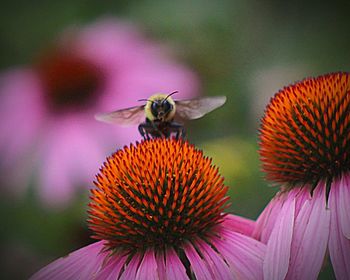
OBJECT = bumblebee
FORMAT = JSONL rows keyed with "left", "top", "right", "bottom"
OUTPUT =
{"left": 95, "top": 91, "right": 226, "bottom": 139}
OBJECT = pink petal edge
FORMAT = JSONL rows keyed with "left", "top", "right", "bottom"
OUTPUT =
{"left": 212, "top": 227, "right": 265, "bottom": 279}
{"left": 329, "top": 177, "right": 350, "bottom": 280}
{"left": 183, "top": 242, "right": 213, "bottom": 280}
{"left": 94, "top": 252, "right": 127, "bottom": 280}
{"left": 155, "top": 250, "right": 167, "bottom": 280}
{"left": 119, "top": 253, "right": 142, "bottom": 280}
{"left": 252, "top": 193, "right": 285, "bottom": 243}
{"left": 263, "top": 192, "right": 295, "bottom": 280}
{"left": 222, "top": 214, "right": 256, "bottom": 236}
{"left": 164, "top": 247, "right": 188, "bottom": 280}
{"left": 337, "top": 174, "right": 350, "bottom": 239}
{"left": 30, "top": 241, "right": 106, "bottom": 280}
{"left": 286, "top": 182, "right": 330, "bottom": 280}
{"left": 194, "top": 239, "right": 233, "bottom": 279}
{"left": 135, "top": 249, "right": 158, "bottom": 280}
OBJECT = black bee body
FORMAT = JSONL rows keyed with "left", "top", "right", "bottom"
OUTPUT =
{"left": 138, "top": 118, "right": 185, "bottom": 139}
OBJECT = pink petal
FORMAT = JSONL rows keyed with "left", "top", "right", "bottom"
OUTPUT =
{"left": 337, "top": 174, "right": 350, "bottom": 239}
{"left": 30, "top": 241, "right": 107, "bottom": 280}
{"left": 253, "top": 193, "right": 285, "bottom": 243}
{"left": 194, "top": 239, "right": 232, "bottom": 279}
{"left": 329, "top": 177, "right": 350, "bottom": 280}
{"left": 164, "top": 247, "right": 188, "bottom": 280}
{"left": 69, "top": 18, "right": 199, "bottom": 112}
{"left": 219, "top": 227, "right": 265, "bottom": 260}
{"left": 94, "top": 252, "right": 127, "bottom": 280}
{"left": 293, "top": 187, "right": 312, "bottom": 216}
{"left": 135, "top": 249, "right": 158, "bottom": 280}
{"left": 119, "top": 253, "right": 142, "bottom": 280}
{"left": 221, "top": 214, "right": 255, "bottom": 236}
{"left": 263, "top": 193, "right": 295, "bottom": 280}
{"left": 38, "top": 116, "right": 106, "bottom": 207}
{"left": 0, "top": 69, "right": 44, "bottom": 163}
{"left": 155, "top": 250, "right": 167, "bottom": 280}
{"left": 38, "top": 131, "right": 78, "bottom": 206}
{"left": 286, "top": 182, "right": 330, "bottom": 279}
{"left": 0, "top": 69, "right": 44, "bottom": 194}
{"left": 183, "top": 241, "right": 215, "bottom": 280}
{"left": 211, "top": 227, "right": 265, "bottom": 279}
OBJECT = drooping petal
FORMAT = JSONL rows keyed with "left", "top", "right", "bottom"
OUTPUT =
{"left": 0, "top": 70, "right": 44, "bottom": 164}
{"left": 38, "top": 116, "right": 106, "bottom": 206}
{"left": 164, "top": 247, "right": 189, "bottom": 280}
{"left": 155, "top": 250, "right": 167, "bottom": 280}
{"left": 183, "top": 241, "right": 216, "bottom": 280}
{"left": 135, "top": 249, "right": 159, "bottom": 280}
{"left": 94, "top": 253, "right": 127, "bottom": 280}
{"left": 286, "top": 182, "right": 330, "bottom": 280}
{"left": 0, "top": 69, "right": 44, "bottom": 194}
{"left": 293, "top": 186, "right": 312, "bottom": 216}
{"left": 337, "top": 174, "right": 350, "bottom": 239}
{"left": 212, "top": 226, "right": 265, "bottom": 279}
{"left": 119, "top": 253, "right": 142, "bottom": 280}
{"left": 30, "top": 241, "right": 107, "bottom": 280}
{"left": 221, "top": 214, "right": 255, "bottom": 236}
{"left": 194, "top": 239, "right": 233, "bottom": 279}
{"left": 263, "top": 193, "right": 295, "bottom": 280}
{"left": 253, "top": 193, "right": 285, "bottom": 243}
{"left": 329, "top": 178, "right": 350, "bottom": 280}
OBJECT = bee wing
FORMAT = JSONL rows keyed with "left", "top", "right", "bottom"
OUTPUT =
{"left": 175, "top": 96, "right": 226, "bottom": 120}
{"left": 95, "top": 105, "right": 145, "bottom": 127}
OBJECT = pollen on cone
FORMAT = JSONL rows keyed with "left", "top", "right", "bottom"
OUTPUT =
{"left": 88, "top": 138, "right": 229, "bottom": 252}
{"left": 259, "top": 72, "right": 350, "bottom": 186}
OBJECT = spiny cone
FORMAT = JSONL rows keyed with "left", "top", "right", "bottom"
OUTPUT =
{"left": 260, "top": 72, "right": 350, "bottom": 187}
{"left": 88, "top": 138, "right": 229, "bottom": 252}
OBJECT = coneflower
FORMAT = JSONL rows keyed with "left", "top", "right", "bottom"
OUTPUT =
{"left": 0, "top": 18, "right": 199, "bottom": 207}
{"left": 31, "top": 139, "right": 265, "bottom": 279}
{"left": 254, "top": 72, "right": 350, "bottom": 279}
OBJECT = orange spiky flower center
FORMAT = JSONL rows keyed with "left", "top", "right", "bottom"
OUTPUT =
{"left": 88, "top": 139, "right": 229, "bottom": 252}
{"left": 260, "top": 72, "right": 350, "bottom": 187}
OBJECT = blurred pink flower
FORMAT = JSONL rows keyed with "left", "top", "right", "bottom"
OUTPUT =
{"left": 31, "top": 139, "right": 265, "bottom": 279}
{"left": 254, "top": 72, "right": 350, "bottom": 279}
{"left": 0, "top": 18, "right": 199, "bottom": 207}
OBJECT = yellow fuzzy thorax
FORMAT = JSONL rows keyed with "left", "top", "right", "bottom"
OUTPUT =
{"left": 144, "top": 93, "right": 176, "bottom": 121}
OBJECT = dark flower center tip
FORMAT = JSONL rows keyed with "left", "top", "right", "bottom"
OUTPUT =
{"left": 260, "top": 72, "right": 350, "bottom": 187}
{"left": 36, "top": 49, "right": 103, "bottom": 112}
{"left": 88, "top": 138, "right": 229, "bottom": 252}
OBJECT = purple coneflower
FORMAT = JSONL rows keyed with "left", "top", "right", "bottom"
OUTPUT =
{"left": 0, "top": 18, "right": 198, "bottom": 207}
{"left": 31, "top": 138, "right": 265, "bottom": 279}
{"left": 254, "top": 72, "right": 350, "bottom": 279}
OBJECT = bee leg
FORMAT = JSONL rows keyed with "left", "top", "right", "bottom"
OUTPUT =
{"left": 169, "top": 122, "right": 185, "bottom": 139}
{"left": 138, "top": 123, "right": 149, "bottom": 140}
{"left": 176, "top": 126, "right": 186, "bottom": 139}
{"left": 139, "top": 122, "right": 158, "bottom": 140}
{"left": 180, "top": 126, "right": 186, "bottom": 139}
{"left": 138, "top": 124, "right": 145, "bottom": 138}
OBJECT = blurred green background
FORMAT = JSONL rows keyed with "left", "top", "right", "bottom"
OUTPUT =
{"left": 1, "top": 0, "right": 349, "bottom": 279}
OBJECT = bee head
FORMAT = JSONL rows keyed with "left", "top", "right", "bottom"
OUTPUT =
{"left": 144, "top": 92, "right": 177, "bottom": 121}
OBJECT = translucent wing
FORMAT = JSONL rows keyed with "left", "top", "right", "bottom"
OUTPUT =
{"left": 175, "top": 96, "right": 226, "bottom": 120}
{"left": 95, "top": 105, "right": 145, "bottom": 127}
